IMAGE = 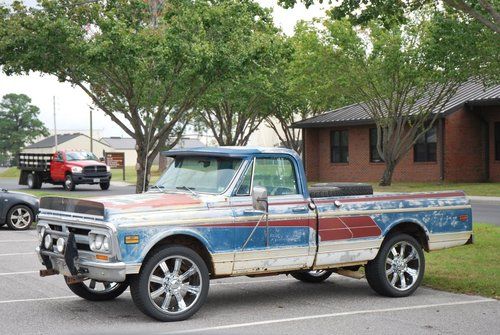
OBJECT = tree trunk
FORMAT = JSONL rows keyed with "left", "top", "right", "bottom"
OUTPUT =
{"left": 379, "top": 162, "right": 396, "bottom": 186}
{"left": 135, "top": 148, "right": 153, "bottom": 193}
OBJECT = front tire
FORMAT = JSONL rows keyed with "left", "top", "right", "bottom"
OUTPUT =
{"left": 6, "top": 205, "right": 34, "bottom": 230}
{"left": 100, "top": 182, "right": 110, "bottom": 190}
{"left": 130, "top": 245, "right": 210, "bottom": 322}
{"left": 365, "top": 233, "right": 425, "bottom": 297}
{"left": 63, "top": 174, "right": 76, "bottom": 191}
{"left": 66, "top": 278, "right": 129, "bottom": 301}
{"left": 291, "top": 270, "right": 333, "bottom": 283}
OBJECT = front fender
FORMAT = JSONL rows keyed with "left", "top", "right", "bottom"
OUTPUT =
{"left": 117, "top": 227, "right": 213, "bottom": 264}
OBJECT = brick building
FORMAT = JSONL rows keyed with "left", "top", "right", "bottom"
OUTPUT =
{"left": 293, "top": 81, "right": 500, "bottom": 183}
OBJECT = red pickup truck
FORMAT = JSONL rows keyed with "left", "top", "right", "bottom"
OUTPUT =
{"left": 18, "top": 151, "right": 112, "bottom": 191}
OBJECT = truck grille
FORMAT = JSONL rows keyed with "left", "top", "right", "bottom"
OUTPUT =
{"left": 48, "top": 223, "right": 92, "bottom": 252}
{"left": 82, "top": 165, "right": 107, "bottom": 176}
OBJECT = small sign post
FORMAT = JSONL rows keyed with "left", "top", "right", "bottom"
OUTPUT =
{"left": 105, "top": 152, "right": 125, "bottom": 181}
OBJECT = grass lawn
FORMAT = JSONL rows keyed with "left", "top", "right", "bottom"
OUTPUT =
{"left": 424, "top": 223, "right": 499, "bottom": 299}
{"left": 112, "top": 165, "right": 162, "bottom": 185}
{"left": 372, "top": 182, "right": 500, "bottom": 197}
{"left": 0, "top": 167, "right": 19, "bottom": 178}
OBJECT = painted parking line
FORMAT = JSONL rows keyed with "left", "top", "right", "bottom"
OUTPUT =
{"left": 167, "top": 299, "right": 497, "bottom": 334}
{"left": 0, "top": 278, "right": 295, "bottom": 304}
{"left": 0, "top": 240, "right": 37, "bottom": 243}
{"left": 0, "top": 252, "right": 35, "bottom": 257}
{"left": 0, "top": 271, "right": 38, "bottom": 276}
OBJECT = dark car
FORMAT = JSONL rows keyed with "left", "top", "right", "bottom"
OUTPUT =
{"left": 0, "top": 188, "right": 39, "bottom": 230}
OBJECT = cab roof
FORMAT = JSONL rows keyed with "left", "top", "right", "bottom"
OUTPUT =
{"left": 164, "top": 146, "right": 299, "bottom": 158}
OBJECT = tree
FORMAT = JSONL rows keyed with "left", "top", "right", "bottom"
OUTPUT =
{"left": 279, "top": 0, "right": 500, "bottom": 34}
{"left": 0, "top": 0, "right": 272, "bottom": 192}
{"left": 195, "top": 5, "right": 283, "bottom": 146}
{"left": 265, "top": 22, "right": 353, "bottom": 154}
{"left": 0, "top": 93, "right": 49, "bottom": 163}
{"left": 323, "top": 13, "right": 497, "bottom": 186}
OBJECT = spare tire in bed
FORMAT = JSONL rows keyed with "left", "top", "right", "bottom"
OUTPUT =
{"left": 308, "top": 182, "right": 373, "bottom": 198}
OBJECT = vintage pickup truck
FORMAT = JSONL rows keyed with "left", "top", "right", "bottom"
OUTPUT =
{"left": 36, "top": 147, "right": 473, "bottom": 322}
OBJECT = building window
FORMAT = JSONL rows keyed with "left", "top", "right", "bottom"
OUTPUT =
{"left": 495, "top": 122, "right": 500, "bottom": 161}
{"left": 331, "top": 130, "right": 349, "bottom": 163}
{"left": 369, "top": 128, "right": 384, "bottom": 163}
{"left": 414, "top": 126, "right": 437, "bottom": 162}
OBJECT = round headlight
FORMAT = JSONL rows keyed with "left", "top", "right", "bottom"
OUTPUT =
{"left": 56, "top": 238, "right": 65, "bottom": 253}
{"left": 39, "top": 227, "right": 46, "bottom": 242}
{"left": 95, "top": 235, "right": 104, "bottom": 250}
{"left": 102, "top": 236, "right": 110, "bottom": 251}
{"left": 44, "top": 234, "right": 53, "bottom": 249}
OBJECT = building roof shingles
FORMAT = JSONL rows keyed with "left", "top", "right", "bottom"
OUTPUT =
{"left": 293, "top": 80, "right": 500, "bottom": 128}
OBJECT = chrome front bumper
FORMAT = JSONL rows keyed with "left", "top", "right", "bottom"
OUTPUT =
{"left": 37, "top": 247, "right": 127, "bottom": 282}
{"left": 36, "top": 225, "right": 129, "bottom": 284}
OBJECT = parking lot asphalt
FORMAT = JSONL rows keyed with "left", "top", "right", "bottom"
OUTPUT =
{"left": 0, "top": 229, "right": 498, "bottom": 335}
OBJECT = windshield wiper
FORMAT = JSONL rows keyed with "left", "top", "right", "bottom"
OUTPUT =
{"left": 149, "top": 185, "right": 165, "bottom": 193}
{"left": 176, "top": 185, "right": 198, "bottom": 196}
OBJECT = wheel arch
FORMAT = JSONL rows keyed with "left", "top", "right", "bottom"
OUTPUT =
{"left": 383, "top": 219, "right": 430, "bottom": 252}
{"left": 140, "top": 231, "right": 214, "bottom": 275}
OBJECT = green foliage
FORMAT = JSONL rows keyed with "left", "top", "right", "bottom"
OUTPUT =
{"left": 0, "top": 0, "right": 277, "bottom": 192}
{"left": 0, "top": 93, "right": 49, "bottom": 163}
{"left": 321, "top": 12, "right": 498, "bottom": 185}
{"left": 278, "top": 0, "right": 500, "bottom": 33}
{"left": 194, "top": 1, "right": 285, "bottom": 145}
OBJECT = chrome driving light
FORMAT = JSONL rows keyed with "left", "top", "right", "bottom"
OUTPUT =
{"left": 38, "top": 226, "right": 46, "bottom": 242}
{"left": 56, "top": 238, "right": 65, "bottom": 253}
{"left": 44, "top": 234, "right": 53, "bottom": 249}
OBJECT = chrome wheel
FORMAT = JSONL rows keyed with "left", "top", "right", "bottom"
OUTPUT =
{"left": 83, "top": 279, "right": 120, "bottom": 294}
{"left": 148, "top": 256, "right": 203, "bottom": 315}
{"left": 308, "top": 270, "right": 328, "bottom": 277}
{"left": 10, "top": 207, "right": 32, "bottom": 229}
{"left": 385, "top": 241, "right": 420, "bottom": 291}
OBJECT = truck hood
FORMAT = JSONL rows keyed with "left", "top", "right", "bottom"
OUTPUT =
{"left": 66, "top": 160, "right": 107, "bottom": 167}
{"left": 39, "top": 192, "right": 217, "bottom": 219}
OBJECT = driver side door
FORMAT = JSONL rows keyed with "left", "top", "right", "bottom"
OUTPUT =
{"left": 230, "top": 156, "right": 316, "bottom": 275}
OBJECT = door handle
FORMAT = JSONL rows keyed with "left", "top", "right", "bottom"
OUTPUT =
{"left": 292, "top": 206, "right": 309, "bottom": 213}
{"left": 243, "top": 209, "right": 265, "bottom": 215}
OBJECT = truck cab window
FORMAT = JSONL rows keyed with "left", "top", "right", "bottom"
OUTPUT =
{"left": 253, "top": 157, "right": 298, "bottom": 196}
{"left": 235, "top": 161, "right": 253, "bottom": 196}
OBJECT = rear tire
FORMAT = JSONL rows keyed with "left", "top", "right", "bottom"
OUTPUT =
{"left": 365, "top": 234, "right": 425, "bottom": 297}
{"left": 100, "top": 182, "right": 110, "bottom": 190}
{"left": 27, "top": 173, "right": 42, "bottom": 189}
{"left": 291, "top": 270, "right": 333, "bottom": 283}
{"left": 66, "top": 278, "right": 129, "bottom": 301}
{"left": 130, "top": 245, "right": 210, "bottom": 322}
{"left": 63, "top": 174, "right": 76, "bottom": 191}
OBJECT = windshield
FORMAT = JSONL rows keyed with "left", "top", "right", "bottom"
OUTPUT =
{"left": 154, "top": 156, "right": 243, "bottom": 194}
{"left": 66, "top": 152, "right": 98, "bottom": 161}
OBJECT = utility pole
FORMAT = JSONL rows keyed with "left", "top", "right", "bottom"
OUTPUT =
{"left": 90, "top": 106, "right": 93, "bottom": 153}
{"left": 53, "top": 96, "right": 58, "bottom": 151}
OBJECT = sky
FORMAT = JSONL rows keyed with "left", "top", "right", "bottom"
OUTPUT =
{"left": 0, "top": 0, "right": 331, "bottom": 137}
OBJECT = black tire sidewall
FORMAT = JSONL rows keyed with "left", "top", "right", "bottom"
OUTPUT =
{"left": 130, "top": 245, "right": 210, "bottom": 322}
{"left": 64, "top": 174, "right": 75, "bottom": 191}
{"left": 100, "top": 182, "right": 110, "bottom": 190}
{"left": 27, "top": 174, "right": 34, "bottom": 189}
{"left": 291, "top": 270, "right": 333, "bottom": 283}
{"left": 366, "top": 234, "right": 425, "bottom": 297}
{"left": 6, "top": 205, "right": 33, "bottom": 230}
{"left": 66, "top": 278, "right": 129, "bottom": 301}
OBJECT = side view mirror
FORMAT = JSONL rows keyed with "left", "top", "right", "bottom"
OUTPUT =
{"left": 99, "top": 157, "right": 105, "bottom": 162}
{"left": 251, "top": 186, "right": 268, "bottom": 212}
